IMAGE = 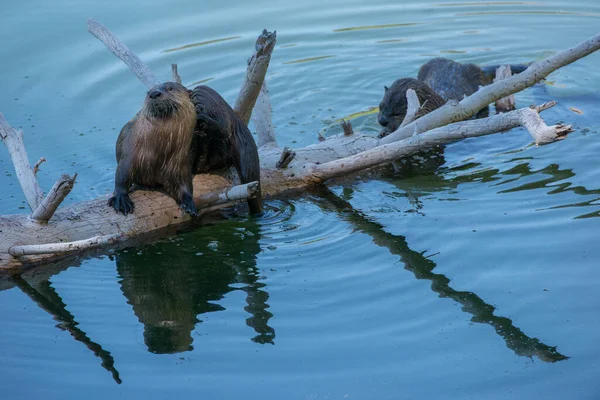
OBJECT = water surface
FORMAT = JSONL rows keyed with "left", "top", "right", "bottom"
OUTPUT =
{"left": 1, "top": 0, "right": 600, "bottom": 399}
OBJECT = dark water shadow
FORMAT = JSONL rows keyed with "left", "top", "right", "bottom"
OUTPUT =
{"left": 309, "top": 186, "right": 569, "bottom": 362}
{"left": 115, "top": 216, "right": 274, "bottom": 354}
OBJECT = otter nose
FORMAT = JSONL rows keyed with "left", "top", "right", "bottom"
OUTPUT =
{"left": 378, "top": 115, "right": 388, "bottom": 126}
{"left": 149, "top": 90, "right": 162, "bottom": 99}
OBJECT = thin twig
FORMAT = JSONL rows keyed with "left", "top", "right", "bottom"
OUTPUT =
{"left": 31, "top": 174, "right": 77, "bottom": 223}
{"left": 33, "top": 157, "right": 46, "bottom": 176}
{"left": 276, "top": 147, "right": 296, "bottom": 169}
{"left": 171, "top": 63, "right": 182, "bottom": 84}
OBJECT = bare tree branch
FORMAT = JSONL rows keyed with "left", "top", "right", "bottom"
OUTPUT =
{"left": 31, "top": 174, "right": 77, "bottom": 223}
{"left": 400, "top": 88, "right": 420, "bottom": 128}
{"left": 9, "top": 233, "right": 124, "bottom": 257}
{"left": 194, "top": 181, "right": 259, "bottom": 207}
{"left": 87, "top": 18, "right": 160, "bottom": 89}
{"left": 494, "top": 65, "right": 516, "bottom": 112}
{"left": 171, "top": 63, "right": 182, "bottom": 84}
{"left": 276, "top": 147, "right": 296, "bottom": 169}
{"left": 33, "top": 157, "right": 46, "bottom": 176}
{"left": 308, "top": 104, "right": 568, "bottom": 181}
{"left": 0, "top": 113, "right": 44, "bottom": 211}
{"left": 234, "top": 30, "right": 277, "bottom": 124}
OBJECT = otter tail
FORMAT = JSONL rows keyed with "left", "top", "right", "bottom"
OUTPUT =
{"left": 480, "top": 63, "right": 532, "bottom": 82}
{"left": 232, "top": 118, "right": 263, "bottom": 214}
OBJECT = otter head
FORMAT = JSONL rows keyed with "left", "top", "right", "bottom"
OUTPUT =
{"left": 377, "top": 83, "right": 409, "bottom": 136}
{"left": 143, "top": 82, "right": 193, "bottom": 119}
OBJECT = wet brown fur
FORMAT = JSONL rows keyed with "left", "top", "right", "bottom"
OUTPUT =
{"left": 109, "top": 82, "right": 198, "bottom": 215}
{"left": 377, "top": 78, "right": 446, "bottom": 136}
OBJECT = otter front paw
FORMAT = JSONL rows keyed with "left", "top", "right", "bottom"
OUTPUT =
{"left": 179, "top": 193, "right": 198, "bottom": 217}
{"left": 108, "top": 193, "right": 135, "bottom": 215}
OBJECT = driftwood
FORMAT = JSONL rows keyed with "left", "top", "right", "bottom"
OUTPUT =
{"left": 1, "top": 20, "right": 598, "bottom": 270}
{"left": 494, "top": 65, "right": 516, "bottom": 112}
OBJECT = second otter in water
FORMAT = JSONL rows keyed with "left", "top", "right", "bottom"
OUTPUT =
{"left": 378, "top": 58, "right": 528, "bottom": 136}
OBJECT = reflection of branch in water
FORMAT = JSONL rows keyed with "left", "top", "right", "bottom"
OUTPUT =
{"left": 311, "top": 186, "right": 569, "bottom": 363}
{"left": 115, "top": 218, "right": 275, "bottom": 353}
{"left": 386, "top": 157, "right": 600, "bottom": 219}
{"left": 10, "top": 276, "right": 122, "bottom": 383}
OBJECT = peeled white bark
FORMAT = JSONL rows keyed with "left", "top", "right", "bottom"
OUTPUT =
{"left": 0, "top": 113, "right": 44, "bottom": 211}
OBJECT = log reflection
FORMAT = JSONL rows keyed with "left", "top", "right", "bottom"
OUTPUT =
{"left": 11, "top": 276, "right": 122, "bottom": 383}
{"left": 115, "top": 218, "right": 274, "bottom": 354}
{"left": 311, "top": 186, "right": 569, "bottom": 362}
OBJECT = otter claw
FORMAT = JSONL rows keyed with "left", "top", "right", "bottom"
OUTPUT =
{"left": 180, "top": 194, "right": 198, "bottom": 217}
{"left": 108, "top": 193, "right": 135, "bottom": 215}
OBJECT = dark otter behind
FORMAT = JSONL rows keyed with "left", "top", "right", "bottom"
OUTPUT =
{"left": 417, "top": 58, "right": 485, "bottom": 103}
{"left": 190, "top": 85, "right": 262, "bottom": 214}
{"left": 109, "top": 82, "right": 198, "bottom": 215}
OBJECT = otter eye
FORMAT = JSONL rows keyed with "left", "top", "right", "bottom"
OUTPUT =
{"left": 166, "top": 86, "right": 173, "bottom": 92}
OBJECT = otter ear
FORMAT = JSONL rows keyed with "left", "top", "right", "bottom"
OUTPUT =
{"left": 384, "top": 86, "right": 389, "bottom": 92}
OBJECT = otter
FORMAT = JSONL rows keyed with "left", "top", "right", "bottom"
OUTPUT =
{"left": 417, "top": 58, "right": 485, "bottom": 103}
{"left": 377, "top": 78, "right": 446, "bottom": 136}
{"left": 109, "top": 82, "right": 198, "bottom": 216}
{"left": 378, "top": 58, "right": 529, "bottom": 136}
{"left": 190, "top": 85, "right": 262, "bottom": 215}
{"left": 109, "top": 82, "right": 262, "bottom": 216}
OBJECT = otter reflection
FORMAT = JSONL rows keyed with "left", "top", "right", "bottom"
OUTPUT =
{"left": 115, "top": 219, "right": 274, "bottom": 354}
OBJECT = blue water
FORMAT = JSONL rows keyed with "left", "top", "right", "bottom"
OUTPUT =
{"left": 1, "top": 0, "right": 600, "bottom": 398}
